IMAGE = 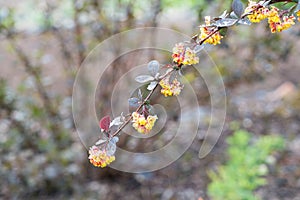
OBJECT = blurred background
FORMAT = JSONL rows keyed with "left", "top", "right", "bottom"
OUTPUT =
{"left": 1, "top": 0, "right": 300, "bottom": 199}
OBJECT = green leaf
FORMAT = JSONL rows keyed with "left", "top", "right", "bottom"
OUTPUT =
{"left": 219, "top": 27, "right": 228, "bottom": 36}
{"left": 208, "top": 129, "right": 285, "bottom": 200}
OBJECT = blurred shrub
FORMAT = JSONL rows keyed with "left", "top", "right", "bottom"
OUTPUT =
{"left": 208, "top": 130, "right": 285, "bottom": 200}
{"left": 0, "top": 80, "right": 85, "bottom": 198}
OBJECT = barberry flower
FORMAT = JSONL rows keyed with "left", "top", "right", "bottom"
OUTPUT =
{"left": 88, "top": 145, "right": 115, "bottom": 168}
{"left": 245, "top": 1, "right": 269, "bottom": 23}
{"left": 297, "top": 10, "right": 300, "bottom": 22}
{"left": 199, "top": 16, "right": 223, "bottom": 45}
{"left": 132, "top": 112, "right": 158, "bottom": 134}
{"left": 268, "top": 7, "right": 295, "bottom": 33}
{"left": 282, "top": 15, "right": 296, "bottom": 30}
{"left": 159, "top": 76, "right": 183, "bottom": 97}
{"left": 172, "top": 43, "right": 199, "bottom": 65}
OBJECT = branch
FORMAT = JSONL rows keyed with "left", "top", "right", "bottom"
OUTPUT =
{"left": 111, "top": 0, "right": 299, "bottom": 138}
{"left": 111, "top": 68, "right": 174, "bottom": 137}
{"left": 73, "top": 0, "right": 85, "bottom": 66}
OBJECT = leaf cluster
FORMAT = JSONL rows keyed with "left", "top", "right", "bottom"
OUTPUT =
{"left": 208, "top": 130, "right": 285, "bottom": 200}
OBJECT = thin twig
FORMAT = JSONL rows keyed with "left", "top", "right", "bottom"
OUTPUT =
{"left": 9, "top": 38, "right": 56, "bottom": 117}
{"left": 73, "top": 0, "right": 85, "bottom": 66}
{"left": 111, "top": 68, "right": 174, "bottom": 137}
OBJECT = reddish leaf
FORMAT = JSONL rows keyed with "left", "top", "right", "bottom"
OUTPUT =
{"left": 99, "top": 115, "right": 110, "bottom": 131}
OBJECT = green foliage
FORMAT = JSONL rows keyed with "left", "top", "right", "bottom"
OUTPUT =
{"left": 208, "top": 130, "right": 285, "bottom": 200}
{"left": 0, "top": 8, "right": 15, "bottom": 32}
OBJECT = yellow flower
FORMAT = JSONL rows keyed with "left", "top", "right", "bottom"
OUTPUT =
{"left": 297, "top": 10, "right": 300, "bottom": 22}
{"left": 159, "top": 76, "right": 183, "bottom": 97}
{"left": 281, "top": 15, "right": 295, "bottom": 30}
{"left": 245, "top": 1, "right": 269, "bottom": 23}
{"left": 199, "top": 16, "right": 223, "bottom": 45}
{"left": 88, "top": 145, "right": 115, "bottom": 168}
{"left": 267, "top": 7, "right": 295, "bottom": 33}
{"left": 267, "top": 6, "right": 280, "bottom": 20}
{"left": 183, "top": 48, "right": 199, "bottom": 65}
{"left": 199, "top": 27, "right": 223, "bottom": 45}
{"left": 172, "top": 43, "right": 199, "bottom": 65}
{"left": 132, "top": 112, "right": 158, "bottom": 134}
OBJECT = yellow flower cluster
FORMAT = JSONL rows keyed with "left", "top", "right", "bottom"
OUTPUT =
{"left": 172, "top": 43, "right": 199, "bottom": 65}
{"left": 245, "top": 2, "right": 296, "bottom": 33}
{"left": 88, "top": 145, "right": 115, "bottom": 168}
{"left": 268, "top": 7, "right": 295, "bottom": 33}
{"left": 245, "top": 1, "right": 269, "bottom": 23}
{"left": 199, "top": 27, "right": 223, "bottom": 45}
{"left": 199, "top": 16, "right": 223, "bottom": 45}
{"left": 159, "top": 76, "right": 183, "bottom": 97}
{"left": 132, "top": 112, "right": 158, "bottom": 134}
{"left": 297, "top": 10, "right": 300, "bottom": 22}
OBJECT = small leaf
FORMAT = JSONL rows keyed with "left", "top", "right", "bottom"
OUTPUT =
{"left": 147, "top": 105, "right": 155, "bottom": 115}
{"left": 219, "top": 27, "right": 228, "bottom": 37}
{"left": 99, "top": 115, "right": 110, "bottom": 131}
{"left": 154, "top": 72, "right": 160, "bottom": 80}
{"left": 147, "top": 60, "right": 160, "bottom": 76}
{"left": 214, "top": 18, "right": 238, "bottom": 27}
{"left": 147, "top": 81, "right": 157, "bottom": 91}
{"left": 238, "top": 18, "right": 251, "bottom": 25}
{"left": 112, "top": 136, "right": 119, "bottom": 143}
{"left": 219, "top": 10, "right": 228, "bottom": 19}
{"left": 128, "top": 97, "right": 140, "bottom": 108}
{"left": 120, "top": 112, "right": 126, "bottom": 122}
{"left": 194, "top": 45, "right": 204, "bottom": 53}
{"left": 230, "top": 11, "right": 238, "bottom": 19}
{"left": 142, "top": 105, "right": 149, "bottom": 116}
{"left": 232, "top": 0, "right": 244, "bottom": 18}
{"left": 95, "top": 139, "right": 107, "bottom": 145}
{"left": 110, "top": 116, "right": 123, "bottom": 127}
{"left": 106, "top": 140, "right": 117, "bottom": 156}
{"left": 178, "top": 69, "right": 183, "bottom": 77}
{"left": 138, "top": 89, "right": 143, "bottom": 100}
{"left": 135, "top": 75, "right": 155, "bottom": 83}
